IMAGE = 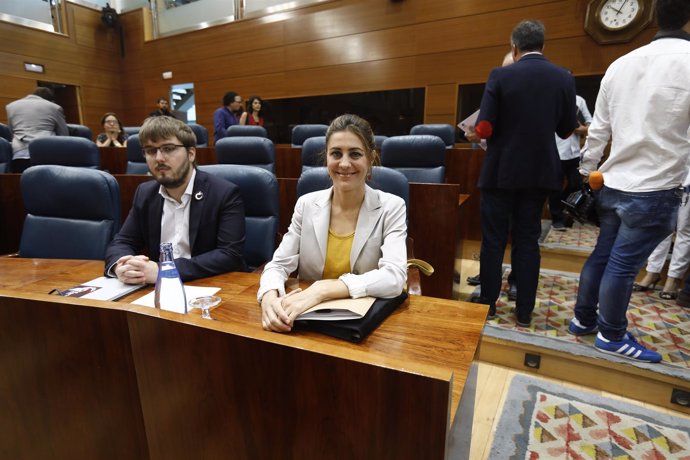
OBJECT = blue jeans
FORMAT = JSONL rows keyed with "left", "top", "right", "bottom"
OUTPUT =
{"left": 574, "top": 186, "right": 680, "bottom": 340}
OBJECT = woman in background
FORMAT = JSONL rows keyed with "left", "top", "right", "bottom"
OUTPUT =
{"left": 258, "top": 114, "right": 407, "bottom": 332}
{"left": 96, "top": 112, "right": 127, "bottom": 147}
{"left": 239, "top": 95, "right": 264, "bottom": 127}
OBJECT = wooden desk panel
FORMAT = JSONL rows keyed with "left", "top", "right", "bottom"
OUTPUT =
{"left": 0, "top": 259, "right": 487, "bottom": 459}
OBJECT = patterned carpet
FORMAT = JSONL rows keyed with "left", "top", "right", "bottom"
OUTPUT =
{"left": 489, "top": 375, "right": 690, "bottom": 459}
{"left": 484, "top": 269, "right": 690, "bottom": 372}
{"left": 540, "top": 221, "right": 600, "bottom": 253}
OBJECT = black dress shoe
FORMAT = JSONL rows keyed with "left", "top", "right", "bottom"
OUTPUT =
{"left": 515, "top": 311, "right": 532, "bottom": 327}
{"left": 507, "top": 283, "right": 517, "bottom": 301}
{"left": 677, "top": 290, "right": 690, "bottom": 308}
{"left": 466, "top": 274, "right": 481, "bottom": 286}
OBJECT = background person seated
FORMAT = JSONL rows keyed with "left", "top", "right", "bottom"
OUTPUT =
{"left": 104, "top": 116, "right": 246, "bottom": 284}
{"left": 96, "top": 112, "right": 128, "bottom": 147}
{"left": 258, "top": 114, "right": 407, "bottom": 332}
{"left": 149, "top": 97, "right": 173, "bottom": 117}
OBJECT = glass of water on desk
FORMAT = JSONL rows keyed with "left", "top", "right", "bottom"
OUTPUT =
{"left": 189, "top": 295, "right": 221, "bottom": 320}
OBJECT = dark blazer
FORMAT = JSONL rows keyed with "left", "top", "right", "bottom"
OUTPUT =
{"left": 477, "top": 53, "right": 577, "bottom": 190}
{"left": 105, "top": 170, "right": 246, "bottom": 281}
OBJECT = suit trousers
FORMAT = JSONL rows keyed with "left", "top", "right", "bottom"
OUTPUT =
{"left": 548, "top": 157, "right": 582, "bottom": 223}
{"left": 479, "top": 188, "right": 548, "bottom": 314}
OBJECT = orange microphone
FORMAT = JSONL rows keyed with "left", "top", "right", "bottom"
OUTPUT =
{"left": 588, "top": 171, "right": 604, "bottom": 190}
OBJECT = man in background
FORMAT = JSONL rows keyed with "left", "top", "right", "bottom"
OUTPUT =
{"left": 105, "top": 116, "right": 246, "bottom": 284}
{"left": 149, "top": 97, "right": 173, "bottom": 117}
{"left": 569, "top": 0, "right": 690, "bottom": 363}
{"left": 5, "top": 87, "right": 69, "bottom": 173}
{"left": 213, "top": 91, "right": 243, "bottom": 143}
{"left": 468, "top": 20, "right": 576, "bottom": 326}
{"left": 550, "top": 91, "right": 592, "bottom": 230}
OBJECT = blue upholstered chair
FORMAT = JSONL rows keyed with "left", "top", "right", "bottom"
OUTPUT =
{"left": 0, "top": 138, "right": 11, "bottom": 173}
{"left": 215, "top": 137, "right": 275, "bottom": 173}
{"left": 198, "top": 164, "right": 279, "bottom": 270}
{"left": 0, "top": 123, "right": 11, "bottom": 142}
{"left": 29, "top": 136, "right": 100, "bottom": 169}
{"left": 123, "top": 126, "right": 140, "bottom": 137}
{"left": 125, "top": 135, "right": 149, "bottom": 174}
{"left": 19, "top": 165, "right": 120, "bottom": 259}
{"left": 374, "top": 135, "right": 388, "bottom": 150}
{"left": 291, "top": 124, "right": 328, "bottom": 148}
{"left": 188, "top": 123, "right": 209, "bottom": 147}
{"left": 300, "top": 136, "right": 326, "bottom": 172}
{"left": 226, "top": 125, "right": 268, "bottom": 138}
{"left": 380, "top": 135, "right": 446, "bottom": 183}
{"left": 410, "top": 124, "right": 455, "bottom": 148}
{"left": 67, "top": 124, "right": 93, "bottom": 141}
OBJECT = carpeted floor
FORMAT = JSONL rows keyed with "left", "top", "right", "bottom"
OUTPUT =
{"left": 478, "top": 268, "right": 690, "bottom": 380}
{"left": 488, "top": 374, "right": 690, "bottom": 459}
{"left": 540, "top": 221, "right": 599, "bottom": 253}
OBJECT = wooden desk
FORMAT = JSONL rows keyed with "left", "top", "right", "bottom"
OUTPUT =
{"left": 0, "top": 258, "right": 486, "bottom": 459}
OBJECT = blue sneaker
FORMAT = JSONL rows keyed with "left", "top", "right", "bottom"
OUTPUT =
{"left": 594, "top": 332, "right": 662, "bottom": 363}
{"left": 568, "top": 318, "right": 597, "bottom": 336}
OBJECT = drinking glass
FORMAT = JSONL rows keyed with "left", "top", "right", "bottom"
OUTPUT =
{"left": 188, "top": 295, "right": 221, "bottom": 320}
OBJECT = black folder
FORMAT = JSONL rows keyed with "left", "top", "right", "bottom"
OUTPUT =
{"left": 293, "top": 291, "right": 408, "bottom": 343}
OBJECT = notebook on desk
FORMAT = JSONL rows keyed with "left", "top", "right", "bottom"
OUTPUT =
{"left": 55, "top": 276, "right": 145, "bottom": 301}
{"left": 293, "top": 291, "right": 408, "bottom": 343}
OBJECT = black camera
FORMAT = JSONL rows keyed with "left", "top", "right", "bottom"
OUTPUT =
{"left": 562, "top": 186, "right": 599, "bottom": 225}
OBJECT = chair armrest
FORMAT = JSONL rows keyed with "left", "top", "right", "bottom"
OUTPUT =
{"left": 0, "top": 252, "right": 19, "bottom": 258}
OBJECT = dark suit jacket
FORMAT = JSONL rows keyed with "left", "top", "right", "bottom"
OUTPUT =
{"left": 105, "top": 170, "right": 246, "bottom": 281}
{"left": 477, "top": 53, "right": 577, "bottom": 190}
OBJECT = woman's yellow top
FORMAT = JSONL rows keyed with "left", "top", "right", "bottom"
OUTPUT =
{"left": 322, "top": 229, "right": 355, "bottom": 280}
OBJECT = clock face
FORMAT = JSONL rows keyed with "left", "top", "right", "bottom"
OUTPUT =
{"left": 599, "top": 0, "right": 641, "bottom": 30}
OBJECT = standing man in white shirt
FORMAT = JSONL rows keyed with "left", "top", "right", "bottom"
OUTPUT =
{"left": 550, "top": 94, "right": 592, "bottom": 230}
{"left": 568, "top": 0, "right": 690, "bottom": 363}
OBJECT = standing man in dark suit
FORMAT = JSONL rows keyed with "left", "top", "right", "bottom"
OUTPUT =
{"left": 467, "top": 20, "right": 576, "bottom": 325}
{"left": 149, "top": 97, "right": 173, "bottom": 117}
{"left": 105, "top": 116, "right": 246, "bottom": 283}
{"left": 5, "top": 87, "right": 69, "bottom": 173}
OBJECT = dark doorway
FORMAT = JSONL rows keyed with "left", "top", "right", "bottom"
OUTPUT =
{"left": 38, "top": 81, "right": 82, "bottom": 124}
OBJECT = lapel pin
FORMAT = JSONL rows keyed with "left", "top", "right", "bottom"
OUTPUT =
{"left": 195, "top": 191, "right": 204, "bottom": 200}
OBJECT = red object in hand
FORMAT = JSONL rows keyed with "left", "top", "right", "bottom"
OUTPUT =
{"left": 589, "top": 171, "right": 604, "bottom": 190}
{"left": 474, "top": 120, "right": 493, "bottom": 139}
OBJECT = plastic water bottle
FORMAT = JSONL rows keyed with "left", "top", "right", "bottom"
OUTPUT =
{"left": 154, "top": 242, "right": 187, "bottom": 314}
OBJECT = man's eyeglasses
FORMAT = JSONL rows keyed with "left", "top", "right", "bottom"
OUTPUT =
{"left": 142, "top": 144, "right": 186, "bottom": 157}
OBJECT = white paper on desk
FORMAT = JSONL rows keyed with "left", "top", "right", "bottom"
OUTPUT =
{"left": 457, "top": 109, "right": 480, "bottom": 134}
{"left": 67, "top": 276, "right": 146, "bottom": 301}
{"left": 297, "top": 296, "right": 376, "bottom": 321}
{"left": 131, "top": 286, "right": 220, "bottom": 308}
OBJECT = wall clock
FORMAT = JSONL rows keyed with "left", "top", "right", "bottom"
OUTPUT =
{"left": 584, "top": 0, "right": 655, "bottom": 44}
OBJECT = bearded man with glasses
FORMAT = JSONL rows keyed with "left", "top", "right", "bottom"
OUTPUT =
{"left": 105, "top": 116, "right": 246, "bottom": 284}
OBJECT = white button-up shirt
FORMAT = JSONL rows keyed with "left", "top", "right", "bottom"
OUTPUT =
{"left": 580, "top": 36, "right": 690, "bottom": 192}
{"left": 555, "top": 95, "right": 592, "bottom": 161}
{"left": 159, "top": 169, "right": 195, "bottom": 259}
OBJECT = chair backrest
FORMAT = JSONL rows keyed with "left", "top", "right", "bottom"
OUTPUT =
{"left": 125, "top": 135, "right": 149, "bottom": 174}
{"left": 215, "top": 137, "right": 275, "bottom": 173}
{"left": 291, "top": 124, "right": 328, "bottom": 147}
{"left": 29, "top": 136, "right": 100, "bottom": 168}
{"left": 198, "top": 164, "right": 279, "bottom": 270}
{"left": 123, "top": 126, "right": 140, "bottom": 137}
{"left": 0, "top": 137, "right": 11, "bottom": 173}
{"left": 67, "top": 124, "right": 93, "bottom": 141}
{"left": 226, "top": 125, "right": 268, "bottom": 139}
{"left": 409, "top": 124, "right": 455, "bottom": 148}
{"left": 19, "top": 165, "right": 121, "bottom": 260}
{"left": 300, "top": 136, "right": 326, "bottom": 172}
{"left": 380, "top": 135, "right": 446, "bottom": 183}
{"left": 374, "top": 135, "right": 388, "bottom": 150}
{"left": 188, "top": 123, "right": 209, "bottom": 147}
{"left": 0, "top": 122, "right": 11, "bottom": 142}
{"left": 296, "top": 166, "right": 408, "bottom": 211}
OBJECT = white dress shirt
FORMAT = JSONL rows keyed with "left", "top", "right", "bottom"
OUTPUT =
{"left": 159, "top": 169, "right": 196, "bottom": 259}
{"left": 580, "top": 36, "right": 690, "bottom": 192}
{"left": 555, "top": 95, "right": 592, "bottom": 160}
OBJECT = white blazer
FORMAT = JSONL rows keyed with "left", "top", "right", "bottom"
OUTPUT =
{"left": 258, "top": 185, "right": 407, "bottom": 301}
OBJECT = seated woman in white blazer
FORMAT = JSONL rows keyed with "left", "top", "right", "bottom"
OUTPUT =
{"left": 258, "top": 114, "right": 407, "bottom": 332}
